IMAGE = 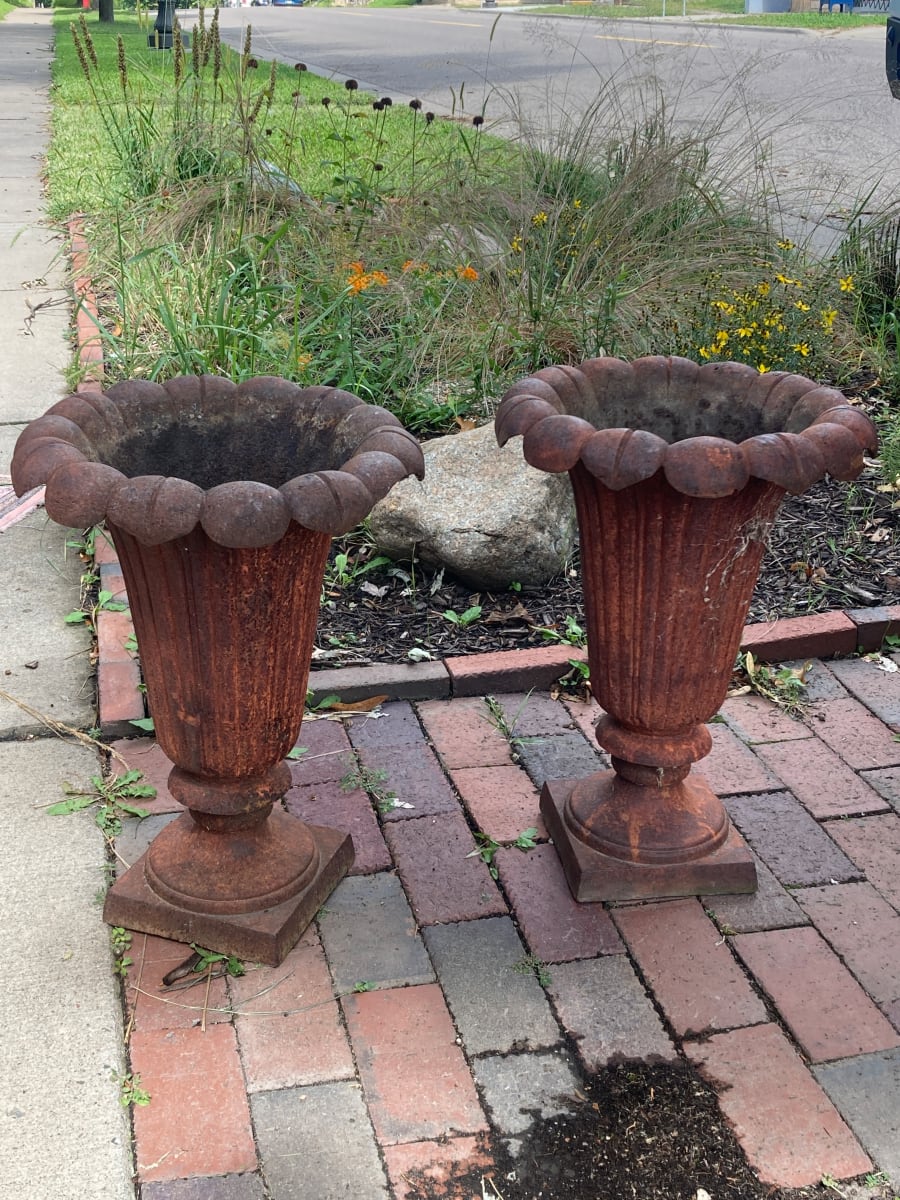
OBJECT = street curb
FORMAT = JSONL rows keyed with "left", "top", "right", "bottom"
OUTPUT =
{"left": 64, "top": 222, "right": 900, "bottom": 725}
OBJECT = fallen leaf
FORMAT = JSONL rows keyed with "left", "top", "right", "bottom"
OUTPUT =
{"left": 483, "top": 602, "right": 533, "bottom": 624}
{"left": 329, "top": 694, "right": 389, "bottom": 713}
{"left": 456, "top": 417, "right": 477, "bottom": 431}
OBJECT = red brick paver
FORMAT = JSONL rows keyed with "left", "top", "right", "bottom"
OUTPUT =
{"left": 416, "top": 697, "right": 514, "bottom": 769}
{"left": 342, "top": 984, "right": 488, "bottom": 1145}
{"left": 495, "top": 843, "right": 624, "bottom": 963}
{"left": 383, "top": 1137, "right": 494, "bottom": 1200}
{"left": 718, "top": 693, "right": 813, "bottom": 745}
{"left": 444, "top": 645, "right": 586, "bottom": 697}
{"left": 284, "top": 780, "right": 391, "bottom": 875}
{"left": 612, "top": 899, "right": 767, "bottom": 1036}
{"left": 826, "top": 813, "right": 900, "bottom": 911}
{"left": 700, "top": 723, "right": 782, "bottom": 795}
{"left": 231, "top": 930, "right": 355, "bottom": 1090}
{"left": 802, "top": 696, "right": 900, "bottom": 770}
{"left": 124, "top": 935, "right": 230, "bottom": 1033}
{"left": 111, "top": 739, "right": 183, "bottom": 816}
{"left": 451, "top": 764, "right": 547, "bottom": 843}
{"left": 741, "top": 612, "right": 858, "bottom": 661}
{"left": 753, "top": 738, "right": 890, "bottom": 819}
{"left": 733, "top": 927, "right": 899, "bottom": 1062}
{"left": 130, "top": 1025, "right": 256, "bottom": 1182}
{"left": 796, "top": 883, "right": 900, "bottom": 1028}
{"left": 685, "top": 1023, "right": 873, "bottom": 1187}
{"left": 383, "top": 811, "right": 507, "bottom": 925}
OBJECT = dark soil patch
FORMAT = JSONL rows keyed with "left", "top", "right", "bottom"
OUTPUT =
{"left": 314, "top": 465, "right": 900, "bottom": 669}
{"left": 403, "top": 1063, "right": 886, "bottom": 1200}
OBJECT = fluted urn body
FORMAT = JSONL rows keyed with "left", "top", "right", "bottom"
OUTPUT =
{"left": 12, "top": 375, "right": 424, "bottom": 962}
{"left": 496, "top": 356, "right": 876, "bottom": 901}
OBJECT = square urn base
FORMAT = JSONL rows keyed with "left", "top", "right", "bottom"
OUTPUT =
{"left": 540, "top": 779, "right": 757, "bottom": 903}
{"left": 103, "top": 822, "right": 353, "bottom": 967}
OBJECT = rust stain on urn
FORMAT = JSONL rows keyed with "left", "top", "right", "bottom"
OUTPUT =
{"left": 12, "top": 374, "right": 424, "bottom": 965}
{"left": 496, "top": 355, "right": 876, "bottom": 903}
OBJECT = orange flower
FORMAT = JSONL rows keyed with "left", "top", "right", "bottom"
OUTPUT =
{"left": 457, "top": 265, "right": 478, "bottom": 281}
{"left": 370, "top": 269, "right": 389, "bottom": 286}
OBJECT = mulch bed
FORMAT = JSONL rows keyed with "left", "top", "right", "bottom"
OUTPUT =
{"left": 314, "top": 464, "right": 900, "bottom": 670}
{"left": 406, "top": 1062, "right": 885, "bottom": 1200}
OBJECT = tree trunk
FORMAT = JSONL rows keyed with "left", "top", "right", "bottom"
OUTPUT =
{"left": 98, "top": 0, "right": 114, "bottom": 22}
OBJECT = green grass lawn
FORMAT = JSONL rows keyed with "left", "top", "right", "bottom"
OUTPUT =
{"left": 510, "top": 0, "right": 884, "bottom": 23}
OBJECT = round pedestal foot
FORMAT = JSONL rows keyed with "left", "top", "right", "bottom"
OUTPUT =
{"left": 145, "top": 808, "right": 322, "bottom": 915}
{"left": 565, "top": 769, "right": 731, "bottom": 866}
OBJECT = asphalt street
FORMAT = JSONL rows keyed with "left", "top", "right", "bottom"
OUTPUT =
{"left": 196, "top": 6, "right": 900, "bottom": 246}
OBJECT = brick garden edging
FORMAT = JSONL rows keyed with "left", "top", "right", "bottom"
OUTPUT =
{"left": 95, "top": 558, "right": 900, "bottom": 736}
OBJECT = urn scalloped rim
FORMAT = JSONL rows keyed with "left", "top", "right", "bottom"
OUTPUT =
{"left": 495, "top": 355, "right": 876, "bottom": 498}
{"left": 11, "top": 375, "right": 425, "bottom": 547}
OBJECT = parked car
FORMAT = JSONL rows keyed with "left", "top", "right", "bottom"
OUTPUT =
{"left": 272, "top": 0, "right": 304, "bottom": 6}
{"left": 888, "top": 0, "right": 900, "bottom": 96}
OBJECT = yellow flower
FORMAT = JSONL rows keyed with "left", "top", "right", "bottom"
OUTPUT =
{"left": 296, "top": 352, "right": 312, "bottom": 369}
{"left": 531, "top": 211, "right": 548, "bottom": 227}
{"left": 820, "top": 308, "right": 837, "bottom": 331}
{"left": 713, "top": 330, "right": 729, "bottom": 350}
{"left": 572, "top": 198, "right": 582, "bottom": 209}
{"left": 775, "top": 273, "right": 801, "bottom": 287}
{"left": 510, "top": 235, "right": 523, "bottom": 253}
{"left": 712, "top": 300, "right": 736, "bottom": 314}
{"left": 776, "top": 238, "right": 795, "bottom": 251}
{"left": 457, "top": 265, "right": 479, "bottom": 281}
{"left": 737, "top": 327, "right": 753, "bottom": 339}
{"left": 839, "top": 275, "right": 855, "bottom": 292}
{"left": 757, "top": 281, "right": 770, "bottom": 297}
{"left": 698, "top": 345, "right": 711, "bottom": 360}
{"left": 794, "top": 300, "right": 810, "bottom": 312}
{"left": 758, "top": 363, "right": 770, "bottom": 373}
{"left": 792, "top": 342, "right": 811, "bottom": 357}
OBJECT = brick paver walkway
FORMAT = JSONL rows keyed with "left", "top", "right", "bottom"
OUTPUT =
{"left": 100, "top": 589, "right": 900, "bottom": 1196}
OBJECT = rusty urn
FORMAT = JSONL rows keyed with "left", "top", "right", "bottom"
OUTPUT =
{"left": 12, "top": 376, "right": 423, "bottom": 964}
{"left": 496, "top": 356, "right": 876, "bottom": 902}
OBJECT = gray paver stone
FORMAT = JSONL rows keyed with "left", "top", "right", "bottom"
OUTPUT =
{"left": 424, "top": 917, "right": 561, "bottom": 1055}
{"left": 474, "top": 1049, "right": 581, "bottom": 1152}
{"left": 828, "top": 657, "right": 900, "bottom": 726}
{"left": 702, "top": 856, "right": 809, "bottom": 933}
{"left": 318, "top": 873, "right": 434, "bottom": 993}
{"left": 357, "top": 744, "right": 460, "bottom": 820}
{"left": 859, "top": 766, "right": 900, "bottom": 814}
{"left": 115, "top": 813, "right": 177, "bottom": 876}
{"left": 515, "top": 732, "right": 606, "bottom": 788}
{"left": 725, "top": 791, "right": 861, "bottom": 886}
{"left": 345, "top": 701, "right": 426, "bottom": 748}
{"left": 252, "top": 1082, "right": 389, "bottom": 1198}
{"left": 141, "top": 1175, "right": 267, "bottom": 1200}
{"left": 548, "top": 956, "right": 677, "bottom": 1068}
{"left": 814, "top": 1048, "right": 900, "bottom": 1188}
{"left": 493, "top": 692, "right": 579, "bottom": 738}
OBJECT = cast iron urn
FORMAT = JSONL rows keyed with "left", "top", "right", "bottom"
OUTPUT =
{"left": 495, "top": 356, "right": 876, "bottom": 902}
{"left": 12, "top": 375, "right": 424, "bottom": 964}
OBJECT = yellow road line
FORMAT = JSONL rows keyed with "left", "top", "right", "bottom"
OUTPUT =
{"left": 593, "top": 33, "right": 709, "bottom": 47}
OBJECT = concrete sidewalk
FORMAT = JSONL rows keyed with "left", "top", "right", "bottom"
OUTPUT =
{"left": 1, "top": 7, "right": 899, "bottom": 1199}
{"left": 0, "top": 10, "right": 134, "bottom": 1200}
